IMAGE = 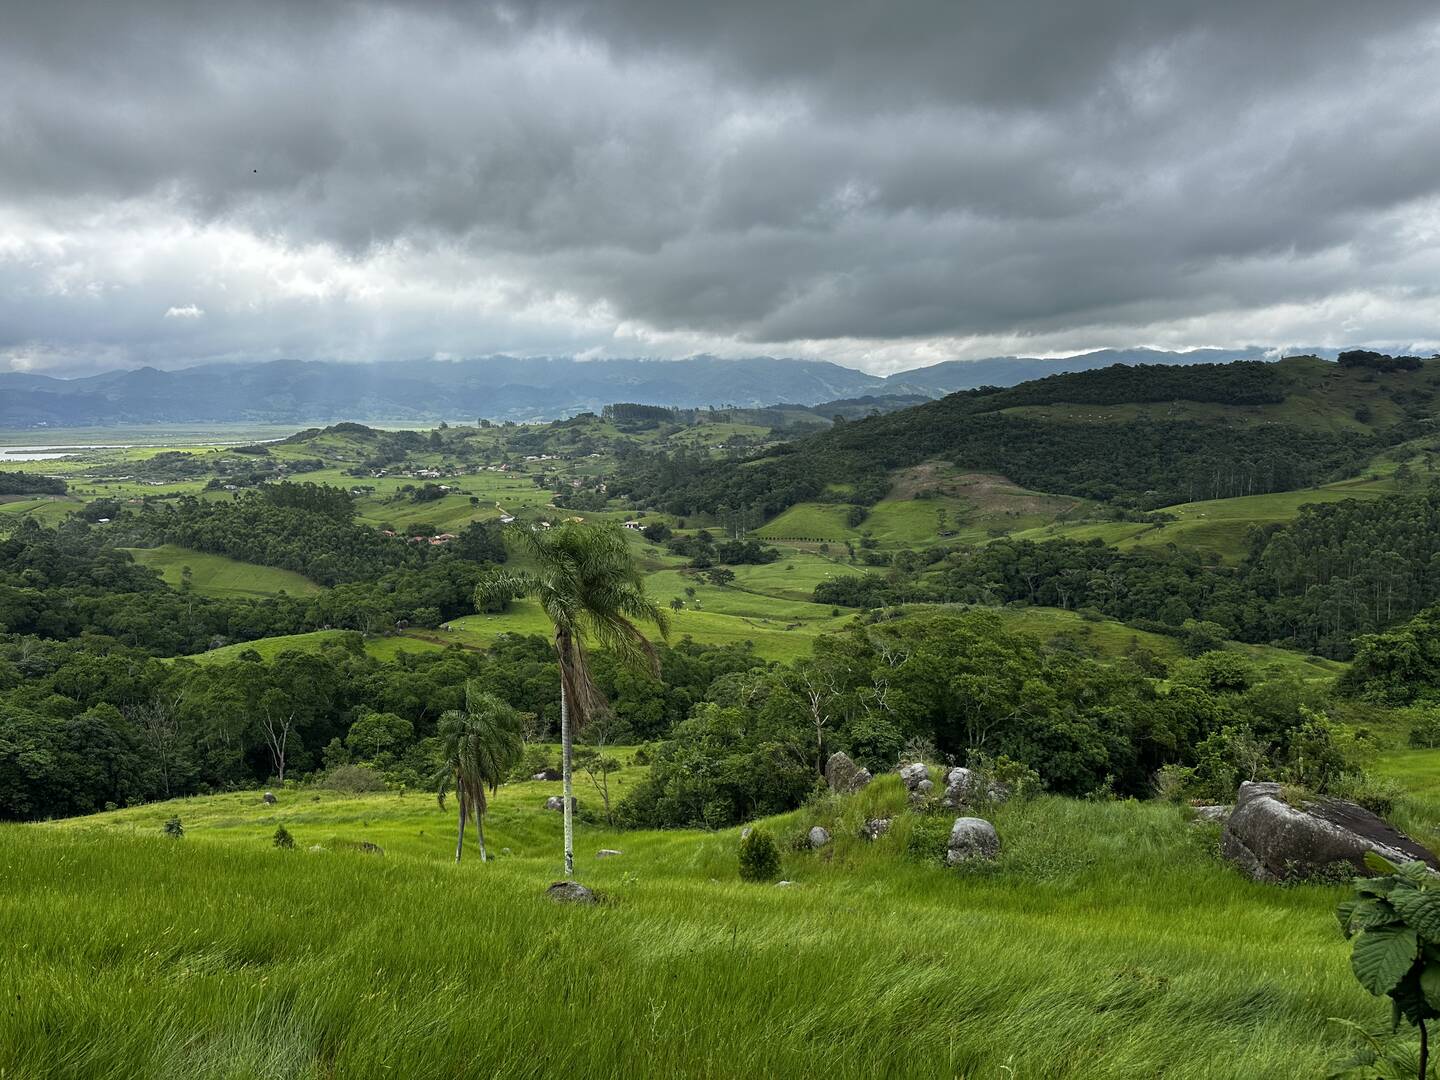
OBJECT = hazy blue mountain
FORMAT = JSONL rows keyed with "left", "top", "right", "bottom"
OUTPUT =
{"left": 0, "top": 349, "right": 1287, "bottom": 427}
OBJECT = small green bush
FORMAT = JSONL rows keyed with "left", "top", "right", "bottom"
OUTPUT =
{"left": 507, "top": 745, "right": 557, "bottom": 782}
{"left": 904, "top": 815, "right": 951, "bottom": 866}
{"left": 738, "top": 829, "right": 781, "bottom": 883}
{"left": 162, "top": 817, "right": 183, "bottom": 838}
{"left": 273, "top": 825, "right": 295, "bottom": 849}
{"left": 1334, "top": 853, "right": 1440, "bottom": 1077}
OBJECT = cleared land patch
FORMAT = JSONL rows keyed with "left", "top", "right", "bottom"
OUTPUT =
{"left": 124, "top": 545, "right": 323, "bottom": 599}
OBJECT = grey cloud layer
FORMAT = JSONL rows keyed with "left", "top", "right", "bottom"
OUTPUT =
{"left": 3, "top": 0, "right": 1440, "bottom": 372}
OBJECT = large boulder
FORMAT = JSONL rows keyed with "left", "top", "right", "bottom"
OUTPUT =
{"left": 898, "top": 763, "right": 931, "bottom": 793}
{"left": 943, "top": 767, "right": 1009, "bottom": 809}
{"left": 1222, "top": 781, "right": 1440, "bottom": 883}
{"left": 546, "top": 881, "right": 597, "bottom": 904}
{"left": 262, "top": 791, "right": 277, "bottom": 805}
{"left": 946, "top": 817, "right": 1001, "bottom": 865}
{"left": 825, "top": 752, "right": 872, "bottom": 794}
{"left": 544, "top": 796, "right": 578, "bottom": 813}
{"left": 531, "top": 769, "right": 562, "bottom": 781}
{"left": 808, "top": 826, "right": 831, "bottom": 849}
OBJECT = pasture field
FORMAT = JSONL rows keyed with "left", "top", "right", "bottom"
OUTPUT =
{"left": 179, "top": 631, "right": 446, "bottom": 664}
{"left": 0, "top": 772, "right": 1402, "bottom": 1079}
{"left": 0, "top": 494, "right": 84, "bottom": 527}
{"left": 445, "top": 596, "right": 839, "bottom": 663}
{"left": 1009, "top": 473, "right": 1404, "bottom": 562}
{"left": 124, "top": 545, "right": 323, "bottom": 599}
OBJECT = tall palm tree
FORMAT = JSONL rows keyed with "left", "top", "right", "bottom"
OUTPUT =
{"left": 476, "top": 522, "right": 668, "bottom": 877}
{"left": 434, "top": 682, "right": 525, "bottom": 863}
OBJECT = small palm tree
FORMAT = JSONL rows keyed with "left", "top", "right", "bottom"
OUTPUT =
{"left": 477, "top": 523, "right": 667, "bottom": 876}
{"left": 434, "top": 683, "right": 525, "bottom": 863}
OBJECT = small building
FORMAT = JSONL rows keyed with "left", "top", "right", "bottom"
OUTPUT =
{"left": 622, "top": 520, "right": 643, "bottom": 531}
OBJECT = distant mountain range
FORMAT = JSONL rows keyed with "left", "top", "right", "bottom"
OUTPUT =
{"left": 0, "top": 348, "right": 1278, "bottom": 427}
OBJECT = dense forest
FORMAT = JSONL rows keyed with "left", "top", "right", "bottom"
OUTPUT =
{"left": 0, "top": 472, "right": 66, "bottom": 496}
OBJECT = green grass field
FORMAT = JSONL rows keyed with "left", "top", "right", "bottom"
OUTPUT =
{"left": 0, "top": 770, "right": 1402, "bottom": 1079}
{"left": 124, "top": 545, "right": 324, "bottom": 599}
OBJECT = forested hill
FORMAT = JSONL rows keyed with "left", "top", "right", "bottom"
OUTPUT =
{"left": 613, "top": 354, "right": 1440, "bottom": 515}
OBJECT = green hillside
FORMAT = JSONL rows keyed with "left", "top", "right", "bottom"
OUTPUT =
{"left": 0, "top": 772, "right": 1401, "bottom": 1079}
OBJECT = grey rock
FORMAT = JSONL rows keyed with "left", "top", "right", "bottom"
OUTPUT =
{"left": 861, "top": 817, "right": 892, "bottom": 841}
{"left": 1191, "top": 804, "right": 1232, "bottom": 825}
{"left": 262, "top": 791, "right": 277, "bottom": 805}
{"left": 307, "top": 844, "right": 326, "bottom": 853}
{"left": 596, "top": 849, "right": 623, "bottom": 858}
{"left": 531, "top": 768, "right": 562, "bottom": 781}
{"left": 546, "top": 880, "right": 597, "bottom": 904}
{"left": 544, "top": 796, "right": 577, "bottom": 813}
{"left": 825, "top": 752, "right": 872, "bottom": 794}
{"left": 946, "top": 817, "right": 1001, "bottom": 865}
{"left": 740, "top": 826, "right": 753, "bottom": 840}
{"left": 808, "top": 826, "right": 831, "bottom": 849}
{"left": 775, "top": 880, "right": 796, "bottom": 888}
{"left": 1222, "top": 781, "right": 1440, "bottom": 883}
{"left": 898, "top": 762, "right": 931, "bottom": 792}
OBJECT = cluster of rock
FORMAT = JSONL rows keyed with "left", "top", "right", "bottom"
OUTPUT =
{"left": 898, "top": 762, "right": 933, "bottom": 803}
{"left": 1221, "top": 780, "right": 1440, "bottom": 883}
{"left": 531, "top": 768, "right": 562, "bottom": 781}
{"left": 803, "top": 754, "right": 1004, "bottom": 866}
{"left": 861, "top": 818, "right": 892, "bottom": 841}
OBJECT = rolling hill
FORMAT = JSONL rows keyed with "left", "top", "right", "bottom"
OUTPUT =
{"left": 0, "top": 348, "right": 1283, "bottom": 427}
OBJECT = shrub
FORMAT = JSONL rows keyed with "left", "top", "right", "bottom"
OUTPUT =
{"left": 324, "top": 764, "right": 387, "bottom": 793}
{"left": 1409, "top": 710, "right": 1440, "bottom": 749}
{"left": 904, "top": 815, "right": 951, "bottom": 866}
{"left": 1152, "top": 763, "right": 1196, "bottom": 804}
{"left": 1334, "top": 854, "right": 1440, "bottom": 1077}
{"left": 162, "top": 817, "right": 183, "bottom": 838}
{"left": 738, "top": 829, "right": 781, "bottom": 883}
{"left": 1329, "top": 773, "right": 1405, "bottom": 819}
{"left": 508, "top": 745, "right": 557, "bottom": 783}
{"left": 273, "top": 825, "right": 295, "bottom": 849}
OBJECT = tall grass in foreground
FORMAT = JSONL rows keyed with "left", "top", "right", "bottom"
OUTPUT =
{"left": 0, "top": 781, "right": 1385, "bottom": 1079}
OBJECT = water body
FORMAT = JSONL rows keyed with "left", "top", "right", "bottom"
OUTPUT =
{"left": 0, "top": 445, "right": 126, "bottom": 461}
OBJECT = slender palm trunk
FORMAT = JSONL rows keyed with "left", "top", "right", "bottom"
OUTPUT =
{"left": 476, "top": 812, "right": 487, "bottom": 863}
{"left": 454, "top": 781, "right": 466, "bottom": 863}
{"left": 561, "top": 682, "right": 575, "bottom": 877}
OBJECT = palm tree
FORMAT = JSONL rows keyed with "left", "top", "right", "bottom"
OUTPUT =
{"left": 434, "top": 682, "right": 525, "bottom": 863}
{"left": 476, "top": 523, "right": 668, "bottom": 877}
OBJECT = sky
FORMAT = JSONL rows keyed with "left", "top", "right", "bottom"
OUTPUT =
{"left": 5, "top": 1, "right": 1440, "bottom": 377}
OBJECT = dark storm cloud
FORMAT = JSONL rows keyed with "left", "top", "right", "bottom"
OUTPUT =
{"left": 3, "top": 0, "right": 1440, "bottom": 371}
